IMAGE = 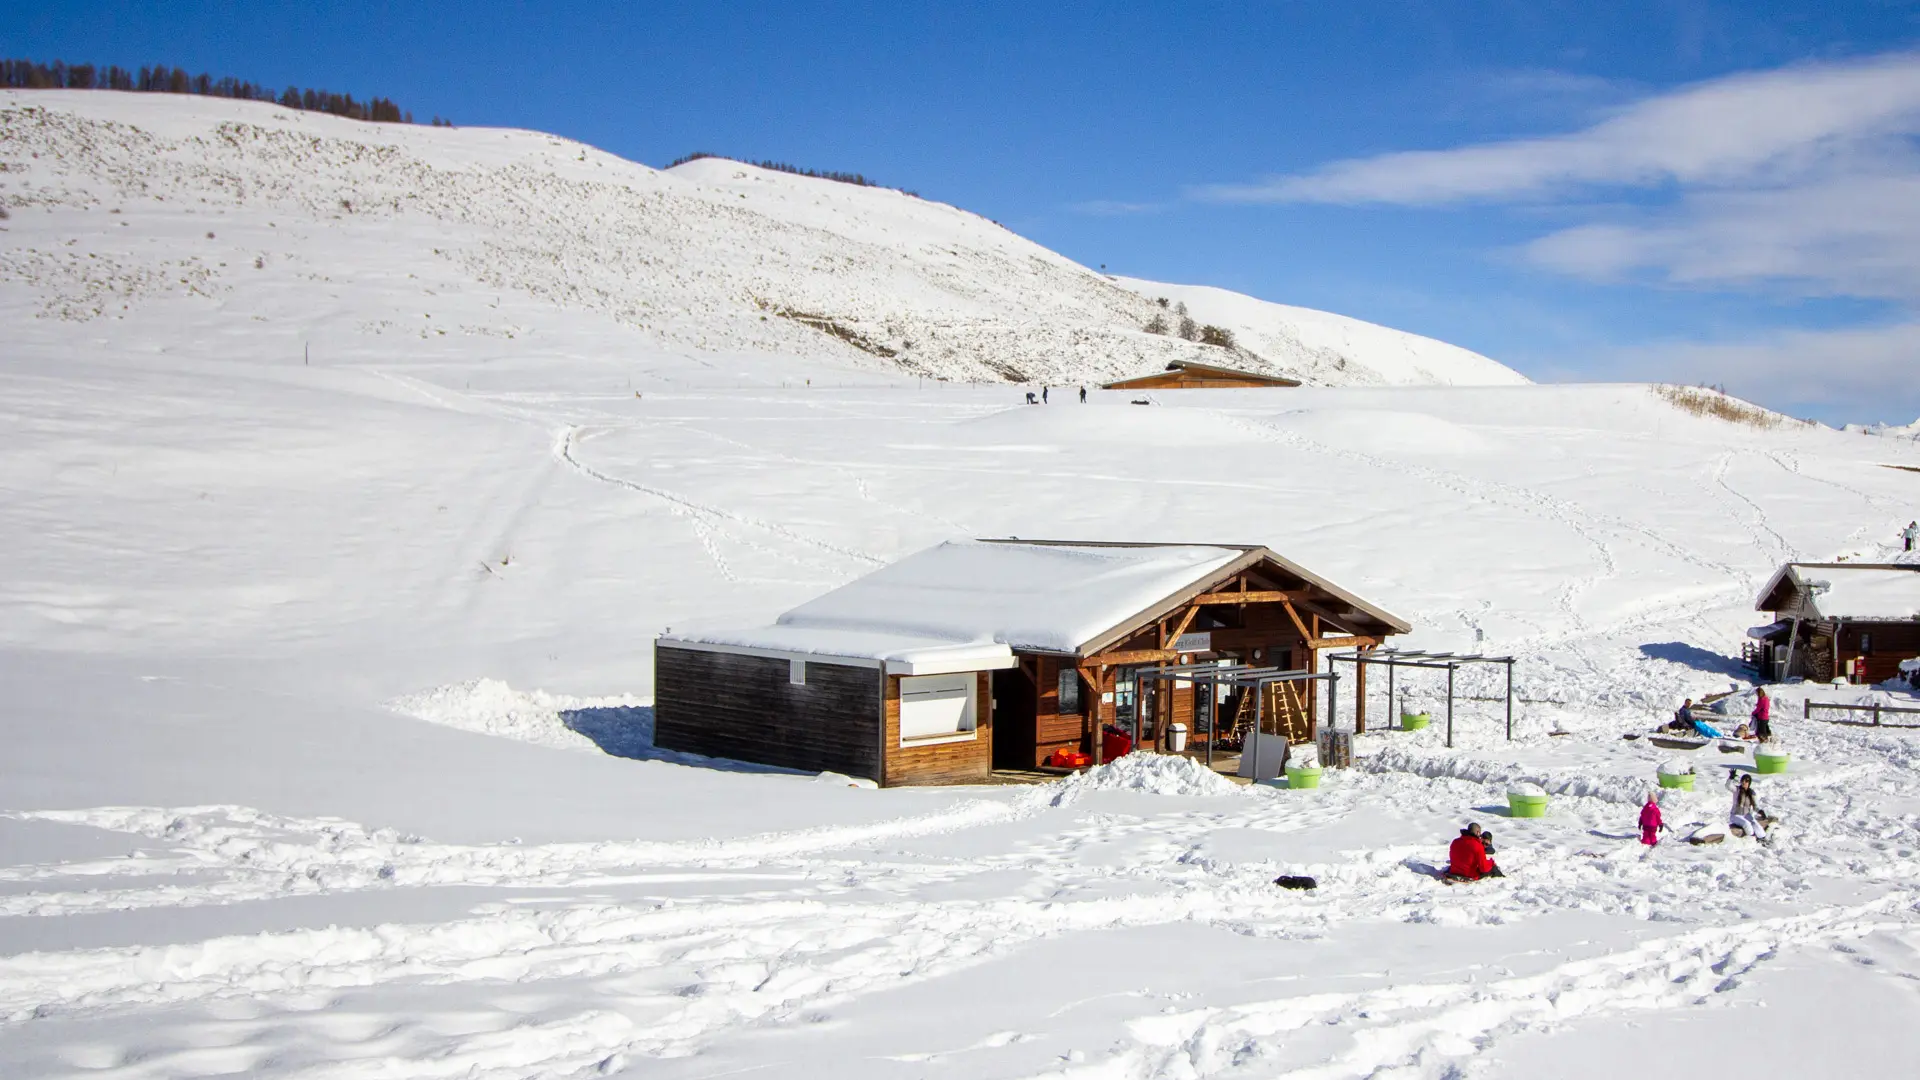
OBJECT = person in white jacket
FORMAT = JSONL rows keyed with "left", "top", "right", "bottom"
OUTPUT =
{"left": 1728, "top": 773, "right": 1768, "bottom": 841}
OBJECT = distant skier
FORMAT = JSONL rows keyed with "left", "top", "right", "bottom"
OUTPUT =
{"left": 1079, "top": 385, "right": 1087, "bottom": 403}
{"left": 1728, "top": 773, "right": 1769, "bottom": 842}
{"left": 1639, "top": 792, "right": 1665, "bottom": 847}
{"left": 1750, "top": 687, "right": 1773, "bottom": 742}
{"left": 1904, "top": 520, "right": 1918, "bottom": 552}
{"left": 1042, "top": 387, "right": 1049, "bottom": 404}
{"left": 1445, "top": 823, "right": 1502, "bottom": 881}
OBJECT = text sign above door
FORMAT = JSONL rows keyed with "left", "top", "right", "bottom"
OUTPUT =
{"left": 1173, "top": 631, "right": 1212, "bottom": 653}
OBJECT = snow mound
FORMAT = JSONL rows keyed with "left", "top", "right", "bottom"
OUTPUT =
{"left": 1259, "top": 408, "right": 1498, "bottom": 456}
{"left": 1041, "top": 753, "right": 1244, "bottom": 806}
{"left": 388, "top": 678, "right": 651, "bottom": 756}
{"left": 1659, "top": 759, "right": 1697, "bottom": 777}
{"left": 1508, "top": 781, "right": 1547, "bottom": 798}
{"left": 1363, "top": 748, "right": 1652, "bottom": 807}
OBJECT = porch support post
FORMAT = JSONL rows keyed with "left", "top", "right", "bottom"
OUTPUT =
{"left": 1446, "top": 663, "right": 1456, "bottom": 749}
{"left": 1354, "top": 650, "right": 1369, "bottom": 734}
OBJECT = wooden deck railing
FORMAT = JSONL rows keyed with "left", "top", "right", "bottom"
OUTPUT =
{"left": 1804, "top": 699, "right": 1920, "bottom": 727}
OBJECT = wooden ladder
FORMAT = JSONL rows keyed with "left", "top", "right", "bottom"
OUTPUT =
{"left": 1267, "top": 682, "right": 1313, "bottom": 744}
{"left": 1235, "top": 684, "right": 1313, "bottom": 745}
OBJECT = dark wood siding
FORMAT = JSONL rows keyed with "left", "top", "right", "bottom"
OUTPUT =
{"left": 654, "top": 645, "right": 881, "bottom": 781}
{"left": 1837, "top": 620, "right": 1920, "bottom": 685}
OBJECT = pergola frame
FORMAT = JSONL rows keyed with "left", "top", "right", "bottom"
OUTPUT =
{"left": 1325, "top": 647, "right": 1516, "bottom": 749}
{"left": 1132, "top": 663, "right": 1340, "bottom": 775}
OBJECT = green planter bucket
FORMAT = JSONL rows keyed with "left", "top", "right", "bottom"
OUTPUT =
{"left": 1400, "top": 713, "right": 1430, "bottom": 731}
{"left": 1285, "top": 766, "right": 1323, "bottom": 789}
{"left": 1657, "top": 771, "right": 1696, "bottom": 790}
{"left": 1754, "top": 752, "right": 1790, "bottom": 775}
{"left": 1508, "top": 792, "right": 1550, "bottom": 818}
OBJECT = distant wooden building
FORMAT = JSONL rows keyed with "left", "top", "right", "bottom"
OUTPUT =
{"left": 655, "top": 540, "right": 1409, "bottom": 786}
{"left": 1749, "top": 562, "right": 1920, "bottom": 684}
{"left": 1103, "top": 359, "right": 1302, "bottom": 391}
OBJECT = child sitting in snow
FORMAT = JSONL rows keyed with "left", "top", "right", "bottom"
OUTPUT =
{"left": 1445, "top": 822, "right": 1503, "bottom": 881}
{"left": 1727, "top": 773, "right": 1770, "bottom": 842}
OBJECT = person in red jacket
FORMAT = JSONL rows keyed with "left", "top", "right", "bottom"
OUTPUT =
{"left": 1446, "top": 823, "right": 1502, "bottom": 881}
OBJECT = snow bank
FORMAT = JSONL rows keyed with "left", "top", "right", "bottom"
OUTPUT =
{"left": 387, "top": 679, "right": 651, "bottom": 756}
{"left": 1362, "top": 748, "right": 1656, "bottom": 807}
{"left": 1659, "top": 758, "right": 1697, "bottom": 777}
{"left": 1040, "top": 753, "right": 1245, "bottom": 807}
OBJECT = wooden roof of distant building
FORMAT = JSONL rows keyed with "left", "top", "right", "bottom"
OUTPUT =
{"left": 1102, "top": 359, "right": 1302, "bottom": 390}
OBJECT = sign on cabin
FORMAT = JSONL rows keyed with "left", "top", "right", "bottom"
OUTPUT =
{"left": 1173, "top": 631, "right": 1212, "bottom": 652}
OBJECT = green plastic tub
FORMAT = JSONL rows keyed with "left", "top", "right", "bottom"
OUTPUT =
{"left": 1508, "top": 792, "right": 1550, "bottom": 818}
{"left": 1754, "top": 751, "right": 1790, "bottom": 775}
{"left": 1400, "top": 712, "right": 1430, "bottom": 731}
{"left": 1657, "top": 771, "right": 1695, "bottom": 790}
{"left": 1285, "top": 765, "right": 1323, "bottom": 789}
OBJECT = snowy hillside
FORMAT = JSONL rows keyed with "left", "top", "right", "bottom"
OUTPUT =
{"left": 0, "top": 90, "right": 1524, "bottom": 388}
{"left": 11, "top": 90, "right": 1920, "bottom": 1080}
{"left": 1115, "top": 276, "right": 1529, "bottom": 387}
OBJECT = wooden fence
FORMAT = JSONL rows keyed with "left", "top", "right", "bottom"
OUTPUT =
{"left": 1804, "top": 699, "right": 1920, "bottom": 728}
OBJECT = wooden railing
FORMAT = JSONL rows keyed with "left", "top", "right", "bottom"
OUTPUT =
{"left": 1804, "top": 700, "right": 1920, "bottom": 727}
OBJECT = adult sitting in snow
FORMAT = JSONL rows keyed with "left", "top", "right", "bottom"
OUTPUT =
{"left": 1750, "top": 687, "right": 1773, "bottom": 742}
{"left": 1667, "top": 699, "right": 1697, "bottom": 731}
{"left": 1728, "top": 773, "right": 1769, "bottom": 842}
{"left": 1446, "top": 823, "right": 1503, "bottom": 881}
{"left": 1639, "top": 792, "right": 1665, "bottom": 847}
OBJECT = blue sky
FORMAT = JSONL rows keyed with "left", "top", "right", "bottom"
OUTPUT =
{"left": 9, "top": 1, "right": 1920, "bottom": 422}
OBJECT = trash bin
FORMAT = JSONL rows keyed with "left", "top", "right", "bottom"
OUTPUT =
{"left": 1284, "top": 765, "right": 1323, "bottom": 789}
{"left": 1754, "top": 749, "right": 1790, "bottom": 774}
{"left": 1167, "top": 723, "right": 1189, "bottom": 753}
{"left": 1400, "top": 712, "right": 1430, "bottom": 731}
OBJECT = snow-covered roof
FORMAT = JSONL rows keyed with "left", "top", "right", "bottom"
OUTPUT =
{"left": 1755, "top": 563, "right": 1920, "bottom": 621}
{"left": 661, "top": 539, "right": 1410, "bottom": 672}
{"left": 779, "top": 541, "right": 1247, "bottom": 654}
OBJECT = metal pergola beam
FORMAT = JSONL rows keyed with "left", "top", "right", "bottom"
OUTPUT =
{"left": 1326, "top": 649, "right": 1518, "bottom": 749}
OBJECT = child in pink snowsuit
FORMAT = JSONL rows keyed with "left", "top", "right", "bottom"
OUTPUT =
{"left": 1639, "top": 794, "right": 1663, "bottom": 846}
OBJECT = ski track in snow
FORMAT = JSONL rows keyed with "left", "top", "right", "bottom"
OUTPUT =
{"left": 7, "top": 711, "right": 1920, "bottom": 1076}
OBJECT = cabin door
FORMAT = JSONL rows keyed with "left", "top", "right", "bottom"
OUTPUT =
{"left": 991, "top": 666, "right": 1036, "bottom": 770}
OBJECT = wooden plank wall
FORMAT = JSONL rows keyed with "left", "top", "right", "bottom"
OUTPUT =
{"left": 653, "top": 645, "right": 882, "bottom": 781}
{"left": 882, "top": 671, "right": 994, "bottom": 786}
{"left": 1033, "top": 656, "right": 1089, "bottom": 767}
{"left": 1837, "top": 621, "right": 1920, "bottom": 684}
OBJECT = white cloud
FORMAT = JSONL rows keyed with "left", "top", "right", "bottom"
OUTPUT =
{"left": 1068, "top": 199, "right": 1161, "bottom": 216}
{"left": 1614, "top": 321, "right": 1920, "bottom": 416}
{"left": 1198, "top": 51, "right": 1920, "bottom": 206}
{"left": 1524, "top": 172, "right": 1920, "bottom": 297}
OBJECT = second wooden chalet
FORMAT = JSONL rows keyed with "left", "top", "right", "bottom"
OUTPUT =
{"left": 1749, "top": 562, "right": 1920, "bottom": 684}
{"left": 655, "top": 540, "right": 1410, "bottom": 786}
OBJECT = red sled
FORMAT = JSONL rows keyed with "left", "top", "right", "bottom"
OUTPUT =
{"left": 1047, "top": 749, "right": 1091, "bottom": 768}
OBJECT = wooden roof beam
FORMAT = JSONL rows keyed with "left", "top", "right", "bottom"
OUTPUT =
{"left": 1192, "top": 589, "right": 1308, "bottom": 605}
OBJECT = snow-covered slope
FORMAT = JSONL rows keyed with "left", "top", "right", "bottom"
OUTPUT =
{"left": 0, "top": 90, "right": 1523, "bottom": 387}
{"left": 1115, "top": 276, "right": 1528, "bottom": 387}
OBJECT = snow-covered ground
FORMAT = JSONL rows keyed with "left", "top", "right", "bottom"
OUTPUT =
{"left": 6, "top": 92, "right": 1920, "bottom": 1078}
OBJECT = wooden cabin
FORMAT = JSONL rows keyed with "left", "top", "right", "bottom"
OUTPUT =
{"left": 1749, "top": 562, "right": 1920, "bottom": 684}
{"left": 655, "top": 540, "right": 1409, "bottom": 786}
{"left": 1103, "top": 360, "right": 1302, "bottom": 391}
